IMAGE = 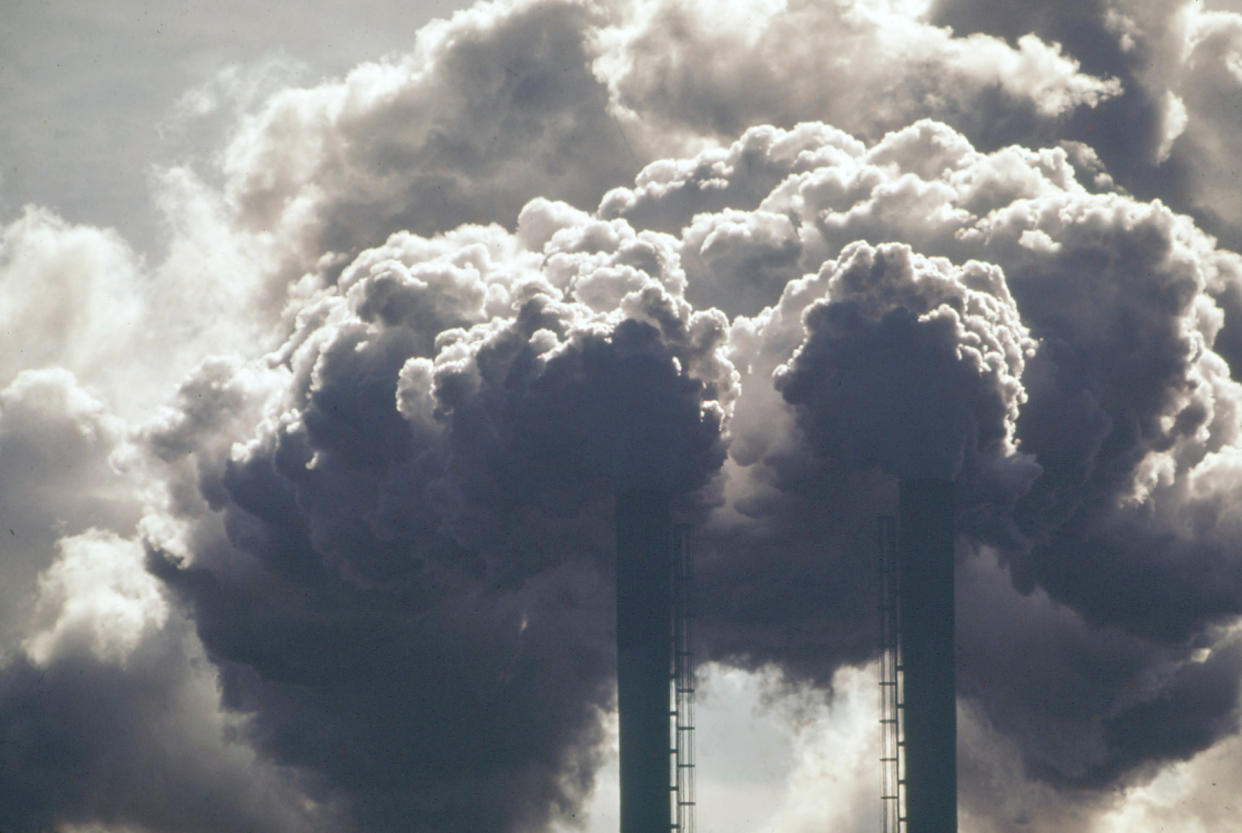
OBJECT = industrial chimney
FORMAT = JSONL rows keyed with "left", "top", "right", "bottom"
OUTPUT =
{"left": 898, "top": 478, "right": 957, "bottom": 833}
{"left": 615, "top": 488, "right": 673, "bottom": 833}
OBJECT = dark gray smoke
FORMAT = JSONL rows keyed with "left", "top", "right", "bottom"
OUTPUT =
{"left": 140, "top": 209, "right": 727, "bottom": 832}
{"left": 4, "top": 2, "right": 1242, "bottom": 832}
{"left": 135, "top": 117, "right": 1242, "bottom": 831}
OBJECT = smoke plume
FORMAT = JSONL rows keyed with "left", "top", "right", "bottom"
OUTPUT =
{"left": 4, "top": 1, "right": 1242, "bottom": 831}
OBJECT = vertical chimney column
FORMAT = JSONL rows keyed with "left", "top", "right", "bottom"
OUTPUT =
{"left": 616, "top": 489, "right": 673, "bottom": 833}
{"left": 898, "top": 478, "right": 957, "bottom": 833}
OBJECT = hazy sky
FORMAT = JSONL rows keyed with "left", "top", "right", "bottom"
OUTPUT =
{"left": 4, "top": 1, "right": 1242, "bottom": 832}
{"left": 1, "top": 0, "right": 468, "bottom": 252}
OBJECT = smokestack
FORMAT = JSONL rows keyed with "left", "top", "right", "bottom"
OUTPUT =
{"left": 615, "top": 488, "right": 673, "bottom": 833}
{"left": 899, "top": 478, "right": 957, "bottom": 833}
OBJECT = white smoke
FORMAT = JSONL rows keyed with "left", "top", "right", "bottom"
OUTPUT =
{"left": 4, "top": 1, "right": 1242, "bottom": 832}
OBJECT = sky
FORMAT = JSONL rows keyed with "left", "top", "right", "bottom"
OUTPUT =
{"left": 4, "top": 0, "right": 1242, "bottom": 831}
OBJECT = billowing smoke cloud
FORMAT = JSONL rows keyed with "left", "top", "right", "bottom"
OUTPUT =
{"left": 599, "top": 0, "right": 1120, "bottom": 147}
{"left": 930, "top": 0, "right": 1242, "bottom": 253}
{"left": 138, "top": 206, "right": 727, "bottom": 831}
{"left": 0, "top": 370, "right": 339, "bottom": 833}
{"left": 181, "top": 0, "right": 1125, "bottom": 310}
{"left": 4, "top": 0, "right": 1242, "bottom": 832}
{"left": 597, "top": 117, "right": 1242, "bottom": 798}
{"left": 136, "top": 116, "right": 1242, "bottom": 828}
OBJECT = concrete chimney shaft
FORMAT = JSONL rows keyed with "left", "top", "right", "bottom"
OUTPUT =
{"left": 899, "top": 478, "right": 957, "bottom": 833}
{"left": 615, "top": 489, "right": 673, "bottom": 833}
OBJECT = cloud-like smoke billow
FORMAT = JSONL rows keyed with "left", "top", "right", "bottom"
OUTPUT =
{"left": 4, "top": 1, "right": 1242, "bottom": 832}
{"left": 604, "top": 117, "right": 1242, "bottom": 792}
{"left": 141, "top": 118, "right": 1242, "bottom": 828}
{"left": 138, "top": 206, "right": 728, "bottom": 831}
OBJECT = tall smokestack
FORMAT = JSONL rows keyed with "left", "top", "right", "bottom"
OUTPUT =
{"left": 899, "top": 478, "right": 957, "bottom": 833}
{"left": 615, "top": 488, "right": 673, "bottom": 833}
